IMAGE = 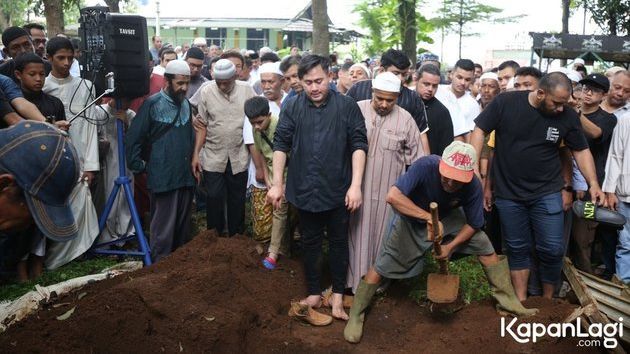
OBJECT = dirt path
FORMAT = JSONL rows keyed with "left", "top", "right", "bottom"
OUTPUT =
{"left": 0, "top": 231, "right": 600, "bottom": 353}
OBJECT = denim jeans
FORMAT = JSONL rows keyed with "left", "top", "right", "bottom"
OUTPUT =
{"left": 616, "top": 201, "right": 630, "bottom": 282}
{"left": 495, "top": 192, "right": 565, "bottom": 284}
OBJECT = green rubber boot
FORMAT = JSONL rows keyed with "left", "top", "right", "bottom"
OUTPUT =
{"left": 482, "top": 256, "right": 538, "bottom": 317}
{"left": 344, "top": 279, "right": 379, "bottom": 343}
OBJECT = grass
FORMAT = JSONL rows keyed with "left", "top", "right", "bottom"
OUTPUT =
{"left": 0, "top": 257, "right": 120, "bottom": 303}
{"left": 408, "top": 253, "right": 492, "bottom": 305}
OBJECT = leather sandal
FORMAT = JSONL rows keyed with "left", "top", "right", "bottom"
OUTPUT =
{"left": 288, "top": 301, "right": 333, "bottom": 326}
{"left": 321, "top": 287, "right": 354, "bottom": 308}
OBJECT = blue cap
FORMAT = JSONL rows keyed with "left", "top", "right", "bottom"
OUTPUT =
{"left": 0, "top": 121, "right": 80, "bottom": 241}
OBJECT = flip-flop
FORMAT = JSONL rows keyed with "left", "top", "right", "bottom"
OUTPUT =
{"left": 262, "top": 256, "right": 277, "bottom": 270}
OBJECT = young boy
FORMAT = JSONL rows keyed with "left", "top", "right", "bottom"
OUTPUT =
{"left": 14, "top": 53, "right": 67, "bottom": 127}
{"left": 244, "top": 96, "right": 289, "bottom": 269}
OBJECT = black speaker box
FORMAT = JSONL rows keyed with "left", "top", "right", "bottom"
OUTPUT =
{"left": 79, "top": 7, "right": 150, "bottom": 99}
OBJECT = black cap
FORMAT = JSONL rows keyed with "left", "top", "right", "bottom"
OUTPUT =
{"left": 579, "top": 73, "right": 610, "bottom": 92}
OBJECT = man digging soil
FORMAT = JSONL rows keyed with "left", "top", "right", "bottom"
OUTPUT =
{"left": 344, "top": 142, "right": 538, "bottom": 344}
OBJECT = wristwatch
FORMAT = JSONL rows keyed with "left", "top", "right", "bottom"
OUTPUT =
{"left": 562, "top": 185, "right": 574, "bottom": 193}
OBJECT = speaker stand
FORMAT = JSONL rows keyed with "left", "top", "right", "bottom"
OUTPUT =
{"left": 91, "top": 101, "right": 152, "bottom": 265}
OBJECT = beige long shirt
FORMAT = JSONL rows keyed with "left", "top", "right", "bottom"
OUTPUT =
{"left": 197, "top": 81, "right": 255, "bottom": 174}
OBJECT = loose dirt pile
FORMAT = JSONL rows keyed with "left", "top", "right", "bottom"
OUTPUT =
{"left": 0, "top": 231, "right": 599, "bottom": 353}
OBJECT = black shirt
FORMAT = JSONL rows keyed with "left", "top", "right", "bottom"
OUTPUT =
{"left": 346, "top": 79, "right": 428, "bottom": 134}
{"left": 0, "top": 89, "right": 15, "bottom": 129}
{"left": 22, "top": 90, "right": 66, "bottom": 124}
{"left": 583, "top": 108, "right": 617, "bottom": 185}
{"left": 0, "top": 59, "right": 52, "bottom": 84}
{"left": 423, "top": 96, "right": 454, "bottom": 156}
{"left": 274, "top": 90, "right": 368, "bottom": 212}
{"left": 475, "top": 90, "right": 588, "bottom": 201}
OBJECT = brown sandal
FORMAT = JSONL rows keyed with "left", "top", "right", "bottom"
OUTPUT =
{"left": 288, "top": 301, "right": 333, "bottom": 326}
{"left": 321, "top": 287, "right": 354, "bottom": 309}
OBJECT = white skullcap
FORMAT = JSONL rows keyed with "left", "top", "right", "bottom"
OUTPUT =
{"left": 192, "top": 37, "right": 206, "bottom": 46}
{"left": 605, "top": 66, "right": 625, "bottom": 77}
{"left": 574, "top": 58, "right": 585, "bottom": 65}
{"left": 213, "top": 59, "right": 236, "bottom": 80}
{"left": 259, "top": 46, "right": 273, "bottom": 55}
{"left": 372, "top": 72, "right": 401, "bottom": 93}
{"left": 566, "top": 70, "right": 583, "bottom": 83}
{"left": 350, "top": 63, "right": 372, "bottom": 79}
{"left": 164, "top": 60, "right": 191, "bottom": 76}
{"left": 343, "top": 54, "right": 353, "bottom": 61}
{"left": 259, "top": 62, "right": 283, "bottom": 76}
{"left": 479, "top": 72, "right": 499, "bottom": 83}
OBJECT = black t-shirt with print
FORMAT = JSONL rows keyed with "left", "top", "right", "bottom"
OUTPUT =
{"left": 583, "top": 108, "right": 617, "bottom": 185}
{"left": 475, "top": 90, "right": 588, "bottom": 201}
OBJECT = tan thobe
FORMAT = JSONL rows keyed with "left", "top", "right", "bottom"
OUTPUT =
{"left": 347, "top": 100, "right": 424, "bottom": 292}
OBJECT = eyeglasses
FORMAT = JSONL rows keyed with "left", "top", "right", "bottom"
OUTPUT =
{"left": 32, "top": 38, "right": 47, "bottom": 45}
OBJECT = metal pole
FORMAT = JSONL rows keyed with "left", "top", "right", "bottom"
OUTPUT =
{"left": 156, "top": 0, "right": 161, "bottom": 36}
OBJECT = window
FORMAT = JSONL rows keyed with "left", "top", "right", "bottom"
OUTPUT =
{"left": 246, "top": 28, "right": 268, "bottom": 51}
{"left": 206, "top": 28, "right": 226, "bottom": 47}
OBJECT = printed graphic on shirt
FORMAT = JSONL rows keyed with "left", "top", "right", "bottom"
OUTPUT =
{"left": 546, "top": 127, "right": 560, "bottom": 143}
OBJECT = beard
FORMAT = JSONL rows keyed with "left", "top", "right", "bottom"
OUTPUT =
{"left": 167, "top": 86, "right": 186, "bottom": 103}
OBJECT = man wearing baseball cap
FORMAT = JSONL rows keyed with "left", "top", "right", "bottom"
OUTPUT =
{"left": 0, "top": 121, "right": 80, "bottom": 266}
{"left": 344, "top": 141, "right": 536, "bottom": 344}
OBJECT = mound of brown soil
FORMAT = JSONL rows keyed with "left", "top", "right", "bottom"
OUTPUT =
{"left": 0, "top": 232, "right": 599, "bottom": 353}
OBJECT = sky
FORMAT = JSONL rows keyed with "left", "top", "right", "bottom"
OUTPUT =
{"left": 108, "top": 0, "right": 604, "bottom": 65}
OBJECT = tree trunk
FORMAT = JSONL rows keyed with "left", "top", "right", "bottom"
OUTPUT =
{"left": 398, "top": 0, "right": 417, "bottom": 65}
{"left": 560, "top": 0, "right": 570, "bottom": 66}
{"left": 311, "top": 0, "right": 330, "bottom": 56}
{"left": 43, "top": 0, "right": 64, "bottom": 36}
{"left": 608, "top": 8, "right": 617, "bottom": 35}
{"left": 104, "top": 0, "right": 121, "bottom": 13}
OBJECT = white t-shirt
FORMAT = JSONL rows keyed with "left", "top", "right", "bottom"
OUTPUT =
{"left": 435, "top": 85, "right": 481, "bottom": 136}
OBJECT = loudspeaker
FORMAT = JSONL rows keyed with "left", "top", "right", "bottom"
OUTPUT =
{"left": 79, "top": 7, "right": 150, "bottom": 99}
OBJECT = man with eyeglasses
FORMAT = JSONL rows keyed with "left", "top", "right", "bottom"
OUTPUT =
{"left": 23, "top": 23, "right": 47, "bottom": 59}
{"left": 0, "top": 26, "right": 52, "bottom": 84}
{"left": 571, "top": 73, "right": 618, "bottom": 278}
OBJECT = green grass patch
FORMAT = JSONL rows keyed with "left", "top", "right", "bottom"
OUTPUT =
{"left": 408, "top": 253, "right": 492, "bottom": 305}
{"left": 0, "top": 257, "right": 120, "bottom": 303}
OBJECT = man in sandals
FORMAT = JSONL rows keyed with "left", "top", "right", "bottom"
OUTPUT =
{"left": 344, "top": 141, "right": 537, "bottom": 343}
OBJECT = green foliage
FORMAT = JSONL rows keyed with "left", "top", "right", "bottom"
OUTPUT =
{"left": 0, "top": 257, "right": 120, "bottom": 302}
{"left": 431, "top": 0, "right": 521, "bottom": 36}
{"left": 408, "top": 253, "right": 492, "bottom": 305}
{"left": 0, "top": 0, "right": 30, "bottom": 30}
{"left": 354, "top": 0, "right": 433, "bottom": 57}
{"left": 580, "top": 0, "right": 630, "bottom": 35}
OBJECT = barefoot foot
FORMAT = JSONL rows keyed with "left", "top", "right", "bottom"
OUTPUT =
{"left": 331, "top": 293, "right": 349, "bottom": 320}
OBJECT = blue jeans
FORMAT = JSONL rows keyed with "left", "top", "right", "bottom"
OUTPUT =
{"left": 495, "top": 192, "right": 565, "bottom": 284}
{"left": 616, "top": 202, "right": 630, "bottom": 282}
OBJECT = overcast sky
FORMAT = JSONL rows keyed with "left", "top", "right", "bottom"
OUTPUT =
{"left": 117, "top": 0, "right": 603, "bottom": 64}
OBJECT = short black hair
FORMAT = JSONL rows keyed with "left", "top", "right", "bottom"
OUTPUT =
{"left": 260, "top": 52, "right": 280, "bottom": 64}
{"left": 474, "top": 63, "right": 483, "bottom": 71}
{"left": 244, "top": 96, "right": 270, "bottom": 119}
{"left": 70, "top": 38, "right": 80, "bottom": 50}
{"left": 454, "top": 59, "right": 475, "bottom": 72}
{"left": 340, "top": 62, "right": 353, "bottom": 72}
{"left": 14, "top": 52, "right": 44, "bottom": 72}
{"left": 298, "top": 54, "right": 330, "bottom": 79}
{"left": 515, "top": 66, "right": 542, "bottom": 79}
{"left": 244, "top": 57, "right": 252, "bottom": 68}
{"left": 416, "top": 63, "right": 441, "bottom": 78}
{"left": 159, "top": 47, "right": 176, "bottom": 60}
{"left": 46, "top": 37, "right": 73, "bottom": 57}
{"left": 280, "top": 55, "right": 301, "bottom": 74}
{"left": 497, "top": 60, "right": 520, "bottom": 72}
{"left": 23, "top": 23, "right": 45, "bottom": 34}
{"left": 380, "top": 49, "right": 410, "bottom": 71}
{"left": 220, "top": 50, "right": 245, "bottom": 67}
{"left": 539, "top": 72, "right": 572, "bottom": 93}
{"left": 490, "top": 67, "right": 498, "bottom": 73}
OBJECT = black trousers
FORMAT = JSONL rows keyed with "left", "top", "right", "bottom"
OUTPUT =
{"left": 203, "top": 162, "right": 248, "bottom": 236}
{"left": 298, "top": 206, "right": 350, "bottom": 295}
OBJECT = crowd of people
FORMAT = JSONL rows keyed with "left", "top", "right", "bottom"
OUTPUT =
{"left": 0, "top": 22, "right": 630, "bottom": 345}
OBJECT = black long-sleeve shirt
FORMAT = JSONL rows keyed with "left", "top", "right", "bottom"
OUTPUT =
{"left": 22, "top": 90, "right": 66, "bottom": 124}
{"left": 346, "top": 79, "right": 429, "bottom": 134}
{"left": 274, "top": 90, "right": 368, "bottom": 212}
